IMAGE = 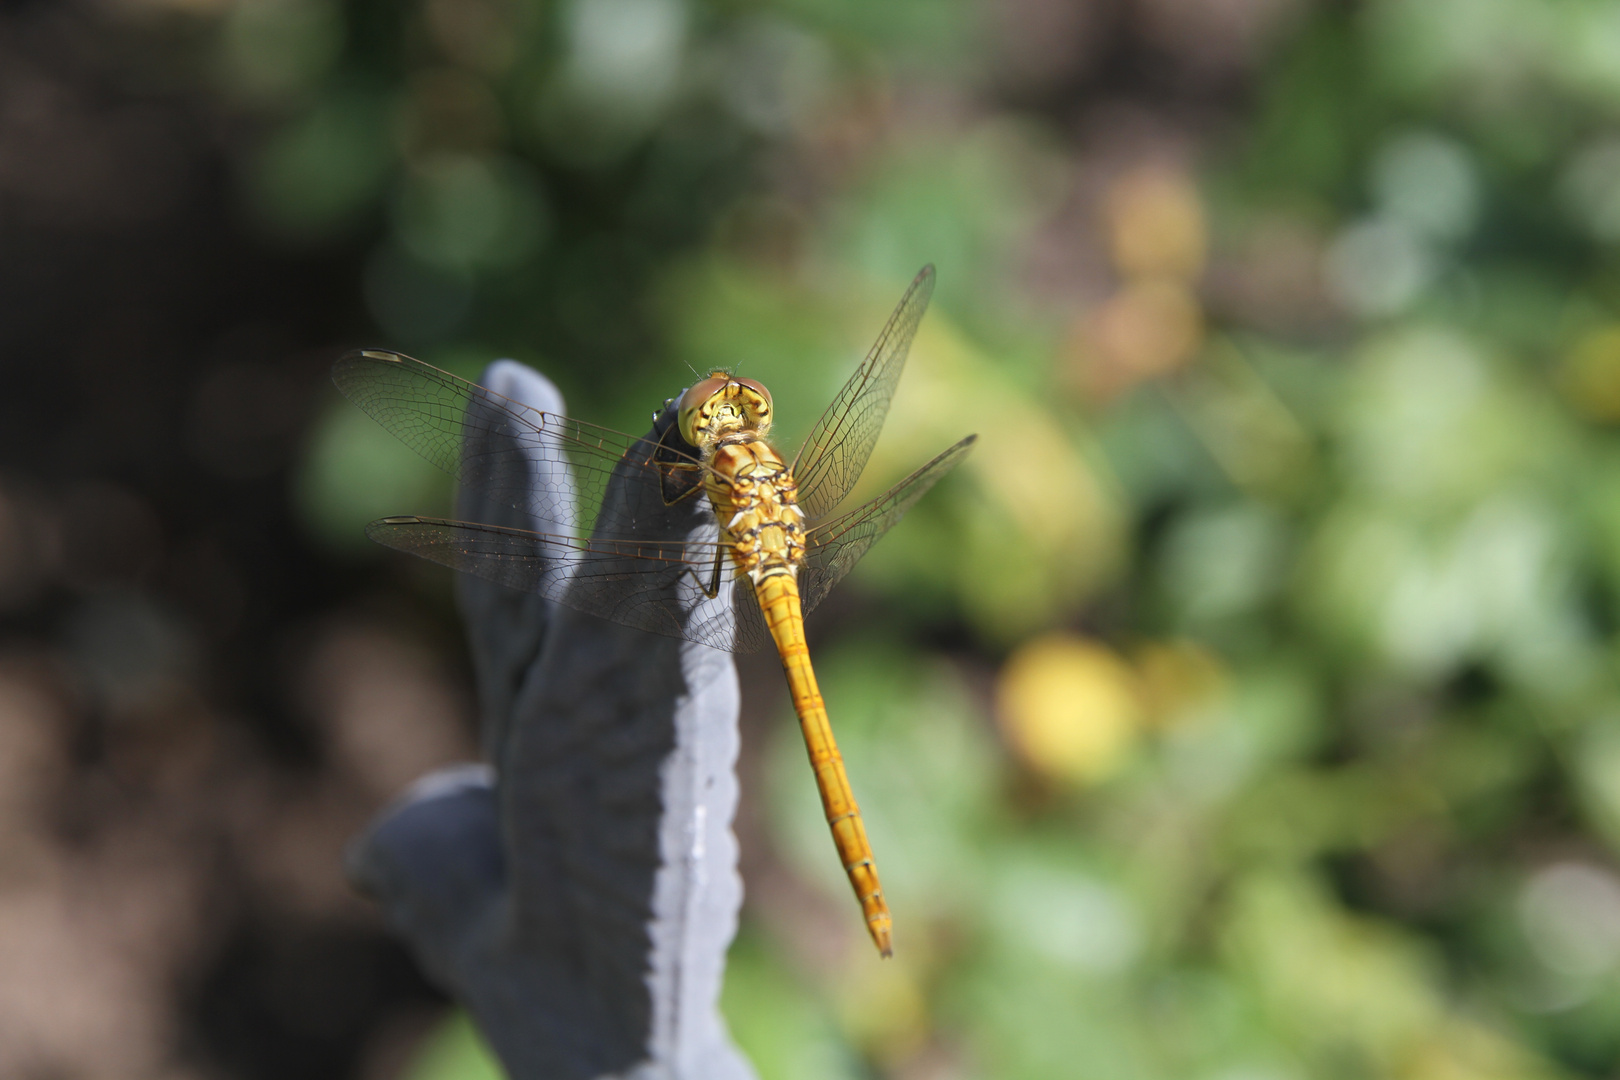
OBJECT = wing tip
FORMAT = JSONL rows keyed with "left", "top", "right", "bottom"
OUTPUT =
{"left": 940, "top": 433, "right": 977, "bottom": 462}
{"left": 332, "top": 348, "right": 414, "bottom": 396}
{"left": 334, "top": 347, "right": 408, "bottom": 367}
{"left": 910, "top": 264, "right": 937, "bottom": 302}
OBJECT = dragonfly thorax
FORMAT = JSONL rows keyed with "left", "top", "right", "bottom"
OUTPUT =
{"left": 678, "top": 372, "right": 773, "bottom": 447}
{"left": 707, "top": 438, "right": 805, "bottom": 583}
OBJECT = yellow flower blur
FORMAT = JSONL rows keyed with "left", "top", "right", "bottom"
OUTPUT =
{"left": 996, "top": 634, "right": 1144, "bottom": 784}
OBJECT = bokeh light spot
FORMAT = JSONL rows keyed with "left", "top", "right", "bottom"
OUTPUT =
{"left": 1324, "top": 217, "right": 1434, "bottom": 318}
{"left": 1519, "top": 862, "right": 1620, "bottom": 983}
{"left": 996, "top": 634, "right": 1143, "bottom": 784}
{"left": 1558, "top": 325, "right": 1620, "bottom": 421}
{"left": 1104, "top": 166, "right": 1208, "bottom": 281}
{"left": 392, "top": 154, "right": 548, "bottom": 272}
{"left": 1371, "top": 130, "right": 1480, "bottom": 242}
{"left": 1079, "top": 278, "right": 1205, "bottom": 400}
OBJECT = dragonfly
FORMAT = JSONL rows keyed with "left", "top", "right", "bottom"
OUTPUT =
{"left": 333, "top": 265, "right": 974, "bottom": 957}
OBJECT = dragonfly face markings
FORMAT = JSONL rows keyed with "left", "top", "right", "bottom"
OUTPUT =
{"left": 678, "top": 374, "right": 772, "bottom": 444}
{"left": 332, "top": 265, "right": 975, "bottom": 956}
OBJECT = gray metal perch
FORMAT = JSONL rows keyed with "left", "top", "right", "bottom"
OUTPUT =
{"left": 345, "top": 360, "right": 756, "bottom": 1080}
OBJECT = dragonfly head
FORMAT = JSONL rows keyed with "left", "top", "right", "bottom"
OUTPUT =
{"left": 678, "top": 371, "right": 773, "bottom": 446}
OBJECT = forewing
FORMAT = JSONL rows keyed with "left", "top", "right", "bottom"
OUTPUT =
{"left": 366, "top": 516, "right": 766, "bottom": 653}
{"left": 792, "top": 266, "right": 936, "bottom": 520}
{"left": 799, "top": 434, "right": 976, "bottom": 614}
{"left": 333, "top": 349, "right": 705, "bottom": 539}
{"left": 451, "top": 361, "right": 572, "bottom": 758}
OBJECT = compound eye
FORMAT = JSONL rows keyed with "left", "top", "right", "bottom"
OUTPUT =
{"left": 734, "top": 377, "right": 772, "bottom": 413}
{"left": 678, "top": 375, "right": 730, "bottom": 444}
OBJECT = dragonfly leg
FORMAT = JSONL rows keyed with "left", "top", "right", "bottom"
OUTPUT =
{"left": 683, "top": 544, "right": 725, "bottom": 600}
{"left": 653, "top": 423, "right": 708, "bottom": 505}
{"left": 658, "top": 463, "right": 705, "bottom": 505}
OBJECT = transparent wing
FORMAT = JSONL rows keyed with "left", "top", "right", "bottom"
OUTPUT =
{"left": 365, "top": 516, "right": 775, "bottom": 654}
{"left": 728, "top": 575, "right": 774, "bottom": 656}
{"left": 333, "top": 349, "right": 708, "bottom": 539}
{"left": 792, "top": 266, "right": 936, "bottom": 520}
{"left": 800, "top": 435, "right": 976, "bottom": 613}
{"left": 336, "top": 346, "right": 967, "bottom": 651}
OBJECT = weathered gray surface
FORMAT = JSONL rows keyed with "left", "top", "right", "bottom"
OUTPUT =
{"left": 347, "top": 361, "right": 755, "bottom": 1080}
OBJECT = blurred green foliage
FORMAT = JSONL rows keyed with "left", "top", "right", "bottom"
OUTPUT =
{"left": 239, "top": 0, "right": 1620, "bottom": 1075}
{"left": 403, "top": 1012, "right": 503, "bottom": 1080}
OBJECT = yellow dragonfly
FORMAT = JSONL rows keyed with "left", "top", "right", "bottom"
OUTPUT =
{"left": 333, "top": 266, "right": 974, "bottom": 957}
